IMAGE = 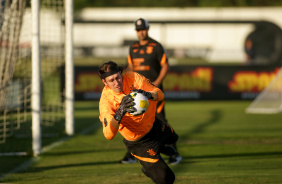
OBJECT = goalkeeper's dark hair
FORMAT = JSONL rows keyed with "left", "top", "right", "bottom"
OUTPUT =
{"left": 98, "top": 61, "right": 124, "bottom": 79}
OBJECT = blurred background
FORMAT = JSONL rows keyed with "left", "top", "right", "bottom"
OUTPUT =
{"left": 71, "top": 1, "right": 282, "bottom": 66}
{"left": 63, "top": 1, "right": 282, "bottom": 101}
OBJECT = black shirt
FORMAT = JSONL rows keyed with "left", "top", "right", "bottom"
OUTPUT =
{"left": 128, "top": 38, "right": 168, "bottom": 83}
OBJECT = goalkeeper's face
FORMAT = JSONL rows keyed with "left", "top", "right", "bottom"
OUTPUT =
{"left": 102, "top": 72, "right": 123, "bottom": 93}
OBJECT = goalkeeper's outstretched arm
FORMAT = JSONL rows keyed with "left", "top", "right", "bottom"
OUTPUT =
{"left": 100, "top": 95, "right": 135, "bottom": 140}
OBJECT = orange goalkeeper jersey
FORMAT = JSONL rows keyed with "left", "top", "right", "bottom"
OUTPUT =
{"left": 99, "top": 72, "right": 164, "bottom": 141}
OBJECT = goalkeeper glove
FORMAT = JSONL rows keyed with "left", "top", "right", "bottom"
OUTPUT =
{"left": 114, "top": 95, "right": 136, "bottom": 122}
{"left": 132, "top": 89, "right": 153, "bottom": 100}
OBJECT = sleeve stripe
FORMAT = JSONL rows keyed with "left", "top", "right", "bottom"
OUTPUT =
{"left": 160, "top": 53, "right": 167, "bottom": 65}
{"left": 128, "top": 55, "right": 133, "bottom": 64}
{"left": 157, "top": 101, "right": 165, "bottom": 114}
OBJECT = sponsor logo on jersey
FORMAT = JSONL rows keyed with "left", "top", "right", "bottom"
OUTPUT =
{"left": 147, "top": 149, "right": 156, "bottom": 156}
{"left": 146, "top": 46, "right": 153, "bottom": 54}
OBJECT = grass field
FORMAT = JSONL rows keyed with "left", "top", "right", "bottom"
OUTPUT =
{"left": 1, "top": 100, "right": 282, "bottom": 183}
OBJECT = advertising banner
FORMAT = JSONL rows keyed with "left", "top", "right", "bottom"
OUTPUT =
{"left": 163, "top": 65, "right": 279, "bottom": 100}
{"left": 61, "top": 65, "right": 279, "bottom": 101}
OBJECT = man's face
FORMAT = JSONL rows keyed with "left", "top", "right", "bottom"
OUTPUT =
{"left": 136, "top": 29, "right": 148, "bottom": 41}
{"left": 102, "top": 72, "right": 123, "bottom": 93}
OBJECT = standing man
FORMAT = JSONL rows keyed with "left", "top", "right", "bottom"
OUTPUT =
{"left": 98, "top": 61, "right": 179, "bottom": 184}
{"left": 125, "top": 18, "right": 182, "bottom": 165}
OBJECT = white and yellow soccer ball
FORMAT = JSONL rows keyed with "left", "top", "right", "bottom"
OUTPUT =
{"left": 129, "top": 92, "right": 149, "bottom": 116}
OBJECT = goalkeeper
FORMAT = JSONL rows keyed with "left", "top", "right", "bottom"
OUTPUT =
{"left": 98, "top": 61, "right": 179, "bottom": 184}
{"left": 126, "top": 18, "right": 181, "bottom": 165}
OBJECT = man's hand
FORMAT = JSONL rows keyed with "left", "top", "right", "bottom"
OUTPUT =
{"left": 114, "top": 95, "right": 136, "bottom": 122}
{"left": 132, "top": 89, "right": 153, "bottom": 100}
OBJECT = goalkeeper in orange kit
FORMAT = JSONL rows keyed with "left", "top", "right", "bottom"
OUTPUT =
{"left": 98, "top": 61, "right": 179, "bottom": 184}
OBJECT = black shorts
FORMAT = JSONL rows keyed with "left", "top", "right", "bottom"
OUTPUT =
{"left": 123, "top": 117, "right": 178, "bottom": 170}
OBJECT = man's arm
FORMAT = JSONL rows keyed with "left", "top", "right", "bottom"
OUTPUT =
{"left": 126, "top": 63, "right": 134, "bottom": 72}
{"left": 152, "top": 62, "right": 169, "bottom": 87}
{"left": 99, "top": 99, "right": 119, "bottom": 140}
{"left": 103, "top": 118, "right": 120, "bottom": 140}
{"left": 99, "top": 95, "right": 135, "bottom": 140}
{"left": 126, "top": 54, "right": 134, "bottom": 72}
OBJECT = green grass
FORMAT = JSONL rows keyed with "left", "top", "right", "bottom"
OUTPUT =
{"left": 1, "top": 101, "right": 282, "bottom": 183}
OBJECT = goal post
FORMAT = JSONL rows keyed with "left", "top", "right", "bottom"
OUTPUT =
{"left": 245, "top": 67, "right": 282, "bottom": 114}
{"left": 31, "top": 0, "right": 75, "bottom": 154}
{"left": 31, "top": 0, "right": 41, "bottom": 156}
{"left": 0, "top": 0, "right": 74, "bottom": 156}
{"left": 65, "top": 0, "right": 74, "bottom": 136}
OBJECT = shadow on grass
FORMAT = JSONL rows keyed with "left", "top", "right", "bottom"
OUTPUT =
{"left": 172, "top": 109, "right": 221, "bottom": 171}
{"left": 172, "top": 109, "right": 282, "bottom": 174}
{"left": 42, "top": 147, "right": 125, "bottom": 156}
{"left": 178, "top": 151, "right": 282, "bottom": 164}
{"left": 179, "top": 109, "right": 221, "bottom": 140}
{"left": 20, "top": 160, "right": 122, "bottom": 174}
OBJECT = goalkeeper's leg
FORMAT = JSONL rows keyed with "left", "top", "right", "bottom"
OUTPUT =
{"left": 141, "top": 157, "right": 175, "bottom": 184}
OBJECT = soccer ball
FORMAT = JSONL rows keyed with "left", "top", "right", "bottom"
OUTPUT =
{"left": 129, "top": 92, "right": 149, "bottom": 116}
